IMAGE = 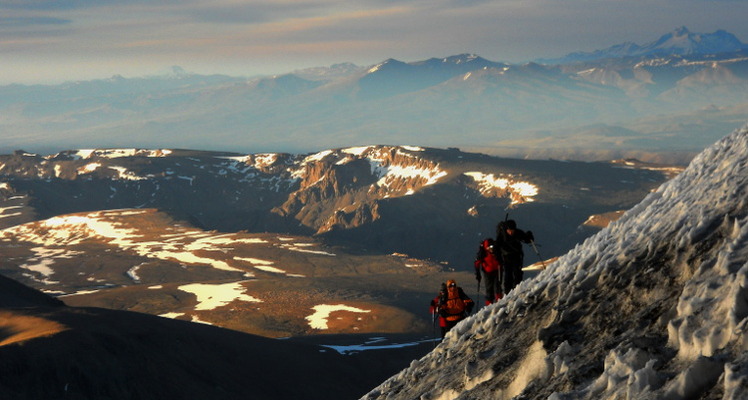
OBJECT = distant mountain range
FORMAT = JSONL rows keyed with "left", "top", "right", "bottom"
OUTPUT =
{"left": 537, "top": 26, "right": 748, "bottom": 64}
{"left": 1, "top": 28, "right": 746, "bottom": 163}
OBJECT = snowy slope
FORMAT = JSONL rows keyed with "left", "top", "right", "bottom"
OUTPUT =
{"left": 363, "top": 124, "right": 748, "bottom": 399}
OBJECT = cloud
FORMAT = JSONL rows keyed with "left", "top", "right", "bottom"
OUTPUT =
{"left": 445, "top": 0, "right": 494, "bottom": 8}
{"left": 0, "top": 16, "right": 70, "bottom": 27}
{"left": 185, "top": 2, "right": 328, "bottom": 25}
{"left": 0, "top": 0, "right": 158, "bottom": 11}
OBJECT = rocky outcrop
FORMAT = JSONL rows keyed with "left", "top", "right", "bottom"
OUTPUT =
{"left": 275, "top": 146, "right": 448, "bottom": 234}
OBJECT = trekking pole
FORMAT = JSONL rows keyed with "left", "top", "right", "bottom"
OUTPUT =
{"left": 530, "top": 240, "right": 547, "bottom": 270}
{"left": 432, "top": 308, "right": 439, "bottom": 347}
{"left": 475, "top": 280, "right": 481, "bottom": 314}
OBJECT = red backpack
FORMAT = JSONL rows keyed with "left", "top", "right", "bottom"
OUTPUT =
{"left": 477, "top": 239, "right": 500, "bottom": 273}
{"left": 441, "top": 280, "right": 467, "bottom": 322}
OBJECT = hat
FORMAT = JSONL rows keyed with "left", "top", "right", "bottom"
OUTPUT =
{"left": 505, "top": 219, "right": 517, "bottom": 230}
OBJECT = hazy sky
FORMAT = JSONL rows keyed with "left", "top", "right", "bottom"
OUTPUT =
{"left": 2, "top": 0, "right": 747, "bottom": 84}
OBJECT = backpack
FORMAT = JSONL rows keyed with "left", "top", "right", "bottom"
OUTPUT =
{"left": 440, "top": 280, "right": 467, "bottom": 321}
{"left": 476, "top": 238, "right": 500, "bottom": 273}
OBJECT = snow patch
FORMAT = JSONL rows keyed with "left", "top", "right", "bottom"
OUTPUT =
{"left": 159, "top": 312, "right": 184, "bottom": 319}
{"left": 107, "top": 166, "right": 147, "bottom": 181}
{"left": 279, "top": 243, "right": 336, "bottom": 256}
{"left": 303, "top": 150, "right": 333, "bottom": 164}
{"left": 79, "top": 163, "right": 102, "bottom": 174}
{"left": 465, "top": 171, "right": 538, "bottom": 205}
{"left": 74, "top": 149, "right": 172, "bottom": 159}
{"left": 178, "top": 281, "right": 261, "bottom": 311}
{"left": 342, "top": 146, "right": 373, "bottom": 156}
{"left": 306, "top": 304, "right": 371, "bottom": 330}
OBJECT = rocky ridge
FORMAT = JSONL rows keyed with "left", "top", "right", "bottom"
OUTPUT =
{"left": 1, "top": 145, "right": 671, "bottom": 267}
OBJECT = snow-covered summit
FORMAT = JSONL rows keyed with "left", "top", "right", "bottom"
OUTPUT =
{"left": 647, "top": 26, "right": 747, "bottom": 56}
{"left": 541, "top": 27, "right": 748, "bottom": 65}
{"left": 364, "top": 125, "right": 748, "bottom": 399}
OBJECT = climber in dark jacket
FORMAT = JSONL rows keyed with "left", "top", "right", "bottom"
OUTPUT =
{"left": 494, "top": 219, "right": 534, "bottom": 295}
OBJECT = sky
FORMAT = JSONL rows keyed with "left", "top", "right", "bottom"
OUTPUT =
{"left": 1, "top": 0, "right": 748, "bottom": 84}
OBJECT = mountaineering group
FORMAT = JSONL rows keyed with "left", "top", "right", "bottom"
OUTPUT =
{"left": 430, "top": 219, "right": 535, "bottom": 338}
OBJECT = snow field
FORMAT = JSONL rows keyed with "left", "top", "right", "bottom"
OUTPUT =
{"left": 1, "top": 209, "right": 338, "bottom": 284}
{"left": 75, "top": 162, "right": 153, "bottom": 181}
{"left": 72, "top": 149, "right": 173, "bottom": 159}
{"left": 1, "top": 208, "right": 379, "bottom": 332}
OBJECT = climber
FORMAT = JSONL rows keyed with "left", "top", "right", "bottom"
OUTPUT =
{"left": 429, "top": 279, "right": 474, "bottom": 338}
{"left": 474, "top": 238, "right": 503, "bottom": 305}
{"left": 494, "top": 219, "right": 534, "bottom": 295}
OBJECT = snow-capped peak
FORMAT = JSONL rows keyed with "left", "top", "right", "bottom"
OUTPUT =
{"left": 539, "top": 27, "right": 748, "bottom": 65}
{"left": 442, "top": 53, "right": 481, "bottom": 64}
{"left": 367, "top": 58, "right": 407, "bottom": 74}
{"left": 646, "top": 26, "right": 745, "bottom": 55}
